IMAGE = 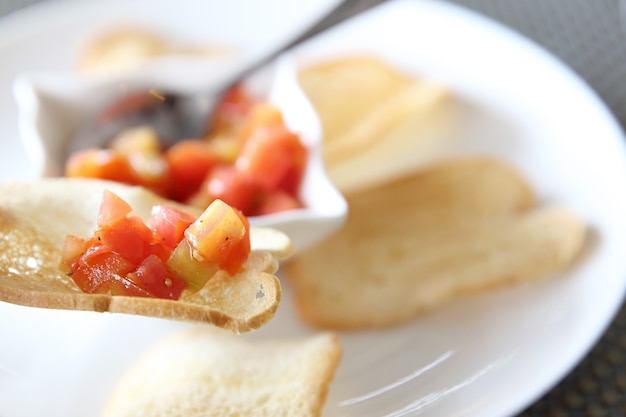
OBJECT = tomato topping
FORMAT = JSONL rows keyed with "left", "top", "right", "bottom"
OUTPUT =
{"left": 236, "top": 122, "right": 307, "bottom": 194}
{"left": 256, "top": 190, "right": 304, "bottom": 216}
{"left": 95, "top": 216, "right": 154, "bottom": 265}
{"left": 71, "top": 244, "right": 135, "bottom": 293}
{"left": 142, "top": 240, "right": 172, "bottom": 263}
{"left": 127, "top": 255, "right": 187, "bottom": 299}
{"left": 164, "top": 140, "right": 219, "bottom": 201}
{"left": 190, "top": 164, "right": 261, "bottom": 216}
{"left": 166, "top": 199, "right": 250, "bottom": 291}
{"left": 66, "top": 149, "right": 136, "bottom": 184}
{"left": 209, "top": 83, "right": 258, "bottom": 134}
{"left": 184, "top": 199, "right": 250, "bottom": 275}
{"left": 110, "top": 127, "right": 170, "bottom": 196}
{"left": 95, "top": 191, "right": 158, "bottom": 266}
{"left": 98, "top": 189, "right": 133, "bottom": 227}
{"left": 110, "top": 126, "right": 162, "bottom": 157}
{"left": 60, "top": 235, "right": 91, "bottom": 273}
{"left": 148, "top": 205, "right": 197, "bottom": 250}
{"left": 106, "top": 275, "right": 155, "bottom": 298}
{"left": 64, "top": 86, "right": 308, "bottom": 216}
{"left": 60, "top": 190, "right": 252, "bottom": 300}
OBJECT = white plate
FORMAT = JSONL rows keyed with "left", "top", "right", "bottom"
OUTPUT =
{"left": 2, "top": 1, "right": 626, "bottom": 417}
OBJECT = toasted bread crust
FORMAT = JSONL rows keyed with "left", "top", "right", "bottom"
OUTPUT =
{"left": 103, "top": 329, "right": 343, "bottom": 417}
{"left": 286, "top": 157, "right": 586, "bottom": 329}
{"left": 0, "top": 178, "right": 292, "bottom": 332}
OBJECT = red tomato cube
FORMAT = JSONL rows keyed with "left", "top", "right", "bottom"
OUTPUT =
{"left": 148, "top": 205, "right": 197, "bottom": 250}
{"left": 97, "top": 189, "right": 133, "bottom": 227}
{"left": 65, "top": 149, "right": 137, "bottom": 185}
{"left": 72, "top": 244, "right": 136, "bottom": 293}
{"left": 95, "top": 215, "right": 155, "bottom": 265}
{"left": 127, "top": 254, "right": 187, "bottom": 300}
{"left": 190, "top": 164, "right": 261, "bottom": 216}
{"left": 60, "top": 235, "right": 90, "bottom": 273}
{"left": 255, "top": 190, "right": 304, "bottom": 216}
{"left": 106, "top": 275, "right": 156, "bottom": 298}
{"left": 164, "top": 140, "right": 220, "bottom": 201}
{"left": 236, "top": 123, "right": 307, "bottom": 194}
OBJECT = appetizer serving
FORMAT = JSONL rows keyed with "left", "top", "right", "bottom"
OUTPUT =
{"left": 60, "top": 190, "right": 251, "bottom": 300}
{"left": 286, "top": 157, "right": 587, "bottom": 329}
{"left": 0, "top": 178, "right": 294, "bottom": 332}
{"left": 102, "top": 328, "right": 342, "bottom": 417}
{"left": 66, "top": 86, "right": 309, "bottom": 217}
{"left": 5, "top": 3, "right": 618, "bottom": 415}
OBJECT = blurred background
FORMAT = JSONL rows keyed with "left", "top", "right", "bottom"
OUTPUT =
{"left": 1, "top": 0, "right": 625, "bottom": 415}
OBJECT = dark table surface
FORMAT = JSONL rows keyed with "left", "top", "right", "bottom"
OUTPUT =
{"left": 1, "top": 1, "right": 625, "bottom": 416}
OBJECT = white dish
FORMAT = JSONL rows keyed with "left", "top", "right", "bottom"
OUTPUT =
{"left": 12, "top": 53, "right": 347, "bottom": 253}
{"left": 2, "top": 1, "right": 626, "bottom": 417}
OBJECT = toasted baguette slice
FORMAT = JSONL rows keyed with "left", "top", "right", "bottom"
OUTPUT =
{"left": 286, "top": 158, "right": 587, "bottom": 329}
{"left": 102, "top": 328, "right": 342, "bottom": 417}
{"left": 298, "top": 55, "right": 452, "bottom": 191}
{"left": 0, "top": 178, "right": 294, "bottom": 333}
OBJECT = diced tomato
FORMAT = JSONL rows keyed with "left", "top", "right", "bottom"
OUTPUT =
{"left": 127, "top": 254, "right": 187, "bottom": 299}
{"left": 71, "top": 244, "right": 136, "bottom": 293}
{"left": 128, "top": 155, "right": 170, "bottom": 197}
{"left": 255, "top": 190, "right": 304, "bottom": 216}
{"left": 111, "top": 127, "right": 170, "bottom": 196}
{"left": 184, "top": 199, "right": 251, "bottom": 275}
{"left": 65, "top": 85, "right": 308, "bottom": 217}
{"left": 234, "top": 103, "right": 282, "bottom": 144}
{"left": 204, "top": 135, "right": 241, "bottom": 163}
{"left": 61, "top": 190, "right": 254, "bottom": 299}
{"left": 143, "top": 240, "right": 173, "bottom": 263}
{"left": 110, "top": 126, "right": 162, "bottom": 157}
{"left": 69, "top": 243, "right": 161, "bottom": 298}
{"left": 209, "top": 84, "right": 257, "bottom": 135}
{"left": 60, "top": 235, "right": 90, "bottom": 273}
{"left": 164, "top": 140, "right": 220, "bottom": 201}
{"left": 148, "top": 205, "right": 197, "bottom": 250}
{"left": 106, "top": 275, "right": 155, "bottom": 298}
{"left": 236, "top": 122, "right": 307, "bottom": 195}
{"left": 248, "top": 103, "right": 284, "bottom": 125}
{"left": 274, "top": 135, "right": 308, "bottom": 195}
{"left": 78, "top": 244, "right": 136, "bottom": 276}
{"left": 189, "top": 164, "right": 261, "bottom": 216}
{"left": 95, "top": 214, "right": 155, "bottom": 264}
{"left": 66, "top": 149, "right": 137, "bottom": 184}
{"left": 95, "top": 190, "right": 160, "bottom": 264}
{"left": 98, "top": 189, "right": 133, "bottom": 227}
{"left": 67, "top": 129, "right": 169, "bottom": 196}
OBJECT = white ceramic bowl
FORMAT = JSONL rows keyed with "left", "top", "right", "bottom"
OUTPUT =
{"left": 12, "top": 54, "right": 347, "bottom": 253}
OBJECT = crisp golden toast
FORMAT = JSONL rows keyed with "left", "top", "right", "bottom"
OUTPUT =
{"left": 0, "top": 178, "right": 293, "bottom": 333}
{"left": 286, "top": 158, "right": 586, "bottom": 329}
{"left": 102, "top": 328, "right": 342, "bottom": 417}
{"left": 298, "top": 55, "right": 453, "bottom": 192}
